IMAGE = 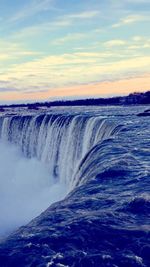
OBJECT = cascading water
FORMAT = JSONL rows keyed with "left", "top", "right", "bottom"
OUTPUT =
{"left": 0, "top": 113, "right": 119, "bottom": 190}
{"left": 0, "top": 111, "right": 120, "bottom": 237}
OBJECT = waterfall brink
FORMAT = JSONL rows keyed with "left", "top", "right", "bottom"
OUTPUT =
{"left": 0, "top": 113, "right": 121, "bottom": 190}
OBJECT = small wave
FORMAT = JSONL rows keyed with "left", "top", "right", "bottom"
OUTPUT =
{"left": 125, "top": 194, "right": 150, "bottom": 214}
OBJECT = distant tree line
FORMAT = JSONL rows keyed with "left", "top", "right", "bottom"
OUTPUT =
{"left": 0, "top": 91, "right": 150, "bottom": 110}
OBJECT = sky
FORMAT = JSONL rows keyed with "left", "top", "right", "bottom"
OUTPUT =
{"left": 0, "top": 0, "right": 150, "bottom": 103}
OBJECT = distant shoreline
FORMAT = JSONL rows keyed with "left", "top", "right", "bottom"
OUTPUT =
{"left": 0, "top": 91, "right": 149, "bottom": 109}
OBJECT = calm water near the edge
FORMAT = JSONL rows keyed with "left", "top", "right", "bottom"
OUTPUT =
{"left": 0, "top": 105, "right": 149, "bottom": 267}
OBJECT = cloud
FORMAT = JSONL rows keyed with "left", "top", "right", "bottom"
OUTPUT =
{"left": 0, "top": 80, "right": 22, "bottom": 92}
{"left": 0, "top": 49, "right": 150, "bottom": 102}
{"left": 112, "top": 15, "right": 149, "bottom": 27}
{"left": 10, "top": 0, "right": 55, "bottom": 22}
{"left": 130, "top": 36, "right": 150, "bottom": 49}
{"left": 132, "top": 36, "right": 144, "bottom": 41}
{"left": 0, "top": 87, "right": 20, "bottom": 93}
{"left": 10, "top": 9, "right": 100, "bottom": 40}
{"left": 51, "top": 33, "right": 86, "bottom": 45}
{"left": 1, "top": 74, "right": 150, "bottom": 103}
{"left": 0, "top": 40, "right": 42, "bottom": 64}
{"left": 66, "top": 11, "right": 100, "bottom": 19}
{"left": 10, "top": 2, "right": 100, "bottom": 25}
{"left": 1, "top": 50, "right": 150, "bottom": 95}
{"left": 104, "top": 39, "right": 126, "bottom": 47}
{"left": 123, "top": 0, "right": 150, "bottom": 3}
{"left": 0, "top": 54, "right": 10, "bottom": 61}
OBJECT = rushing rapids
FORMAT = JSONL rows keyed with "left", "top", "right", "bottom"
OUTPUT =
{"left": 0, "top": 106, "right": 149, "bottom": 267}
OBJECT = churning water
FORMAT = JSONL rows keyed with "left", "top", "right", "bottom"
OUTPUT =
{"left": 0, "top": 105, "right": 149, "bottom": 267}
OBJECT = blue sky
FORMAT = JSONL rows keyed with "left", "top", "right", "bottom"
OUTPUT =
{"left": 0, "top": 0, "right": 150, "bottom": 103}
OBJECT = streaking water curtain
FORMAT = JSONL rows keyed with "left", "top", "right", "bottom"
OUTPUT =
{"left": 0, "top": 1, "right": 150, "bottom": 267}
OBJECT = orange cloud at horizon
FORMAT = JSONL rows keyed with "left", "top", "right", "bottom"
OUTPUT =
{"left": 0, "top": 74, "right": 150, "bottom": 103}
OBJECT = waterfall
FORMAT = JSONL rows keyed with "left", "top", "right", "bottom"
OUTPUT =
{"left": 0, "top": 113, "right": 120, "bottom": 189}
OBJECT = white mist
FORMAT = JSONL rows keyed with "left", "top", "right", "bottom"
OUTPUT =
{"left": 0, "top": 141, "right": 67, "bottom": 238}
